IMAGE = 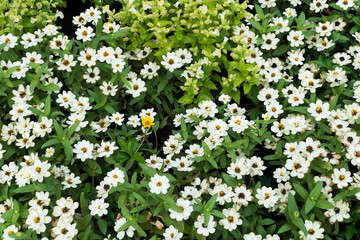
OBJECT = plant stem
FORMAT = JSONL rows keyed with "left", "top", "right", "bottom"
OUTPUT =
{"left": 135, "top": 128, "right": 149, "bottom": 153}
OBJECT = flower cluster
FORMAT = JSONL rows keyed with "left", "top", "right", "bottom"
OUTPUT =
{"left": 1, "top": 0, "right": 360, "bottom": 239}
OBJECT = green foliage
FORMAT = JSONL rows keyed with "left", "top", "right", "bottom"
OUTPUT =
{"left": 0, "top": 0, "right": 66, "bottom": 35}
{"left": 110, "top": 0, "right": 259, "bottom": 104}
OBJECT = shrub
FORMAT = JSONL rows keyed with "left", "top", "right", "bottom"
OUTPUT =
{"left": 0, "top": 0, "right": 66, "bottom": 35}
{"left": 111, "top": 0, "right": 259, "bottom": 104}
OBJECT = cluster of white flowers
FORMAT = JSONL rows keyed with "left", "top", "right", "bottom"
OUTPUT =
{"left": 238, "top": 0, "right": 360, "bottom": 238}
{"left": 2, "top": 0, "right": 360, "bottom": 238}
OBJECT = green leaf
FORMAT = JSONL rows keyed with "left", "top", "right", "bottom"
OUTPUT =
{"left": 157, "top": 78, "right": 168, "bottom": 94}
{"left": 304, "top": 198, "right": 316, "bottom": 214}
{"left": 157, "top": 194, "right": 181, "bottom": 213}
{"left": 80, "top": 192, "right": 89, "bottom": 215}
{"left": 66, "top": 121, "right": 80, "bottom": 138}
{"left": 293, "top": 183, "right": 309, "bottom": 200}
{"left": 139, "top": 163, "right": 156, "bottom": 177}
{"left": 254, "top": 4, "right": 264, "bottom": 18}
{"left": 181, "top": 117, "right": 188, "bottom": 141}
{"left": 117, "top": 219, "right": 133, "bottom": 232}
{"left": 12, "top": 184, "right": 35, "bottom": 194}
{"left": 131, "top": 221, "right": 147, "bottom": 237}
{"left": 62, "top": 139, "right": 73, "bottom": 160}
{"left": 345, "top": 187, "right": 360, "bottom": 196}
{"left": 132, "top": 192, "right": 146, "bottom": 204}
{"left": 41, "top": 84, "right": 61, "bottom": 92}
{"left": 44, "top": 94, "right": 51, "bottom": 115}
{"left": 315, "top": 199, "right": 335, "bottom": 209}
{"left": 309, "top": 182, "right": 323, "bottom": 200}
{"left": 249, "top": 19, "right": 263, "bottom": 33}
{"left": 273, "top": 45, "right": 288, "bottom": 56}
{"left": 114, "top": 28, "right": 129, "bottom": 38}
{"left": 260, "top": 218, "right": 275, "bottom": 225}
{"left": 98, "top": 219, "right": 107, "bottom": 235}
{"left": 278, "top": 223, "right": 292, "bottom": 233}
{"left": 41, "top": 138, "right": 61, "bottom": 148}
{"left": 287, "top": 192, "right": 298, "bottom": 219}
{"left": 297, "top": 12, "right": 306, "bottom": 27}
{"left": 205, "top": 193, "right": 218, "bottom": 212}
{"left": 53, "top": 120, "right": 66, "bottom": 140}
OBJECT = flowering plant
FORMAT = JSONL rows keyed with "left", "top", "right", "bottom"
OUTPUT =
{"left": 2, "top": 0, "right": 360, "bottom": 239}
{"left": 111, "top": 0, "right": 259, "bottom": 104}
{"left": 0, "top": 0, "right": 66, "bottom": 35}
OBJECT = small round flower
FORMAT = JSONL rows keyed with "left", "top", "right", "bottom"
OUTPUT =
{"left": 161, "top": 52, "right": 183, "bottom": 72}
{"left": 307, "top": 100, "right": 330, "bottom": 121}
{"left": 255, "top": 186, "right": 278, "bottom": 208}
{"left": 324, "top": 199, "right": 350, "bottom": 224}
{"left": 199, "top": 5, "right": 208, "bottom": 14}
{"left": 194, "top": 214, "right": 216, "bottom": 237}
{"left": 89, "top": 198, "right": 109, "bottom": 216}
{"left": 142, "top": 116, "right": 155, "bottom": 128}
{"left": 261, "top": 33, "right": 280, "bottom": 50}
{"left": 219, "top": 208, "right": 242, "bottom": 231}
{"left": 218, "top": 94, "right": 231, "bottom": 104}
{"left": 149, "top": 174, "right": 170, "bottom": 194}
{"left": 75, "top": 26, "right": 95, "bottom": 41}
{"left": 2, "top": 225, "right": 19, "bottom": 240}
{"left": 300, "top": 220, "right": 324, "bottom": 240}
{"left": 331, "top": 168, "right": 353, "bottom": 189}
{"left": 169, "top": 198, "right": 193, "bottom": 221}
{"left": 73, "top": 140, "right": 94, "bottom": 162}
{"left": 163, "top": 225, "right": 183, "bottom": 240}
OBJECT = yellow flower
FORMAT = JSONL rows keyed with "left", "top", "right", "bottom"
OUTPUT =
{"left": 142, "top": 116, "right": 155, "bottom": 128}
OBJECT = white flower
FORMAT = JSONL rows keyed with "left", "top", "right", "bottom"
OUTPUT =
{"left": 0, "top": 33, "right": 18, "bottom": 51}
{"left": 75, "top": 26, "right": 95, "bottom": 41}
{"left": 97, "top": 141, "right": 119, "bottom": 158}
{"left": 62, "top": 173, "right": 82, "bottom": 190}
{"left": 110, "top": 112, "right": 125, "bottom": 125}
{"left": 261, "top": 33, "right": 280, "bottom": 50}
{"left": 31, "top": 160, "right": 51, "bottom": 182}
{"left": 73, "top": 140, "right": 94, "bottom": 161}
{"left": 255, "top": 186, "right": 278, "bottom": 208}
{"left": 300, "top": 220, "right": 324, "bottom": 240}
{"left": 25, "top": 207, "right": 51, "bottom": 234}
{"left": 140, "top": 62, "right": 160, "bottom": 79}
{"left": 169, "top": 198, "right": 193, "bottom": 221}
{"left": 127, "top": 115, "right": 141, "bottom": 127}
{"left": 194, "top": 214, "right": 216, "bottom": 237}
{"left": 56, "top": 54, "right": 77, "bottom": 72}
{"left": 213, "top": 48, "right": 221, "bottom": 57}
{"left": 331, "top": 168, "right": 352, "bottom": 189}
{"left": 232, "top": 185, "right": 253, "bottom": 206}
{"left": 126, "top": 78, "right": 147, "bottom": 98}
{"left": 149, "top": 174, "right": 170, "bottom": 194}
{"left": 310, "top": 0, "right": 328, "bottom": 12}
{"left": 199, "top": 5, "right": 208, "bottom": 14}
{"left": 218, "top": 94, "right": 231, "bottom": 104}
{"left": 244, "top": 233, "right": 262, "bottom": 240}
{"left": 2, "top": 225, "right": 19, "bottom": 240}
{"left": 163, "top": 225, "right": 183, "bottom": 240}
{"left": 324, "top": 199, "right": 350, "bottom": 224}
{"left": 161, "top": 52, "right": 183, "bottom": 72}
{"left": 89, "top": 198, "right": 109, "bottom": 216}
{"left": 52, "top": 197, "right": 79, "bottom": 218}
{"left": 307, "top": 100, "right": 330, "bottom": 121}
{"left": 175, "top": 48, "right": 192, "bottom": 64}
{"left": 114, "top": 217, "right": 135, "bottom": 239}
{"left": 52, "top": 221, "right": 78, "bottom": 239}
{"left": 106, "top": 168, "right": 125, "bottom": 186}
{"left": 219, "top": 208, "right": 242, "bottom": 231}
{"left": 111, "top": 58, "right": 126, "bottom": 73}
{"left": 99, "top": 81, "right": 118, "bottom": 96}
